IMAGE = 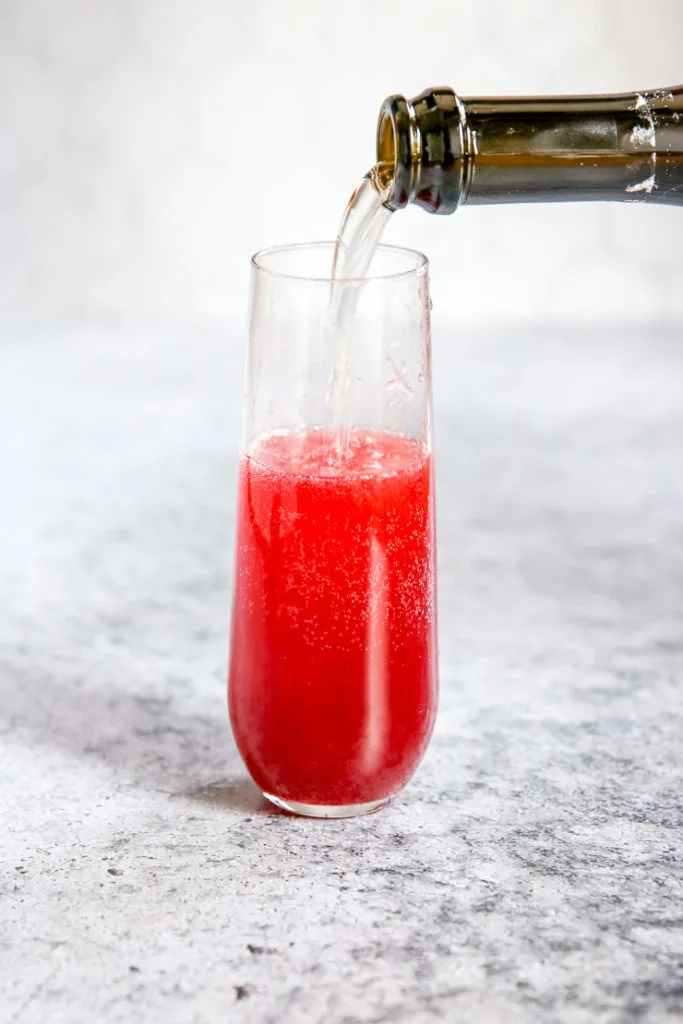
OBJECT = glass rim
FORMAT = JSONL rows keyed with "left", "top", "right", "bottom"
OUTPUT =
{"left": 250, "top": 241, "right": 429, "bottom": 284}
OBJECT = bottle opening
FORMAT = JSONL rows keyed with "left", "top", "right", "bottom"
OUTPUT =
{"left": 376, "top": 95, "right": 413, "bottom": 210}
{"left": 377, "top": 111, "right": 396, "bottom": 187}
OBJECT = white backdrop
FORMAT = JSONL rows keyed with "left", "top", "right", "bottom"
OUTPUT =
{"left": 0, "top": 0, "right": 681, "bottom": 332}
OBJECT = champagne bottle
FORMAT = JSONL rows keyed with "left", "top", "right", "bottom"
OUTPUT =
{"left": 377, "top": 85, "right": 683, "bottom": 211}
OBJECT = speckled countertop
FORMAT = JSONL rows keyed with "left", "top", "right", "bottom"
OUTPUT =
{"left": 1, "top": 324, "right": 681, "bottom": 1024}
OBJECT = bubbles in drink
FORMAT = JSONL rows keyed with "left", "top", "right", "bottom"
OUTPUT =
{"left": 228, "top": 426, "right": 436, "bottom": 806}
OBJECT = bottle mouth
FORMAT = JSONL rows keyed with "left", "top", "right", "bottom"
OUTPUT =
{"left": 377, "top": 108, "right": 395, "bottom": 174}
{"left": 376, "top": 94, "right": 416, "bottom": 210}
{"left": 376, "top": 87, "right": 463, "bottom": 214}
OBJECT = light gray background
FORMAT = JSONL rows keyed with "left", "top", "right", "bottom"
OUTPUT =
{"left": 0, "top": 0, "right": 681, "bottom": 329}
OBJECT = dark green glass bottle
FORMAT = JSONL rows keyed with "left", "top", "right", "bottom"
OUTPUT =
{"left": 377, "top": 85, "right": 683, "bottom": 211}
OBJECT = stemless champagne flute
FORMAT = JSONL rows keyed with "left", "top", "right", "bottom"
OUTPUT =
{"left": 228, "top": 242, "right": 437, "bottom": 818}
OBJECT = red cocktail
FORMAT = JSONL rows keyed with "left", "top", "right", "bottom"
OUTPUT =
{"left": 229, "top": 428, "right": 437, "bottom": 814}
{"left": 228, "top": 242, "right": 435, "bottom": 817}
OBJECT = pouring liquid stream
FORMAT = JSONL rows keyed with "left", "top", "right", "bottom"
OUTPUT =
{"left": 327, "top": 163, "right": 393, "bottom": 460}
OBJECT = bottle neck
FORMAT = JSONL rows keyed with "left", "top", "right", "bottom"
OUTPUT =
{"left": 377, "top": 86, "right": 683, "bottom": 212}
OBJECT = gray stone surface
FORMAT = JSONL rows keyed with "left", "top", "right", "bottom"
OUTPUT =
{"left": 1, "top": 324, "right": 681, "bottom": 1024}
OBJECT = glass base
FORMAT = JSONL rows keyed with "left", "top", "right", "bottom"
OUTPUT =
{"left": 263, "top": 792, "right": 391, "bottom": 819}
